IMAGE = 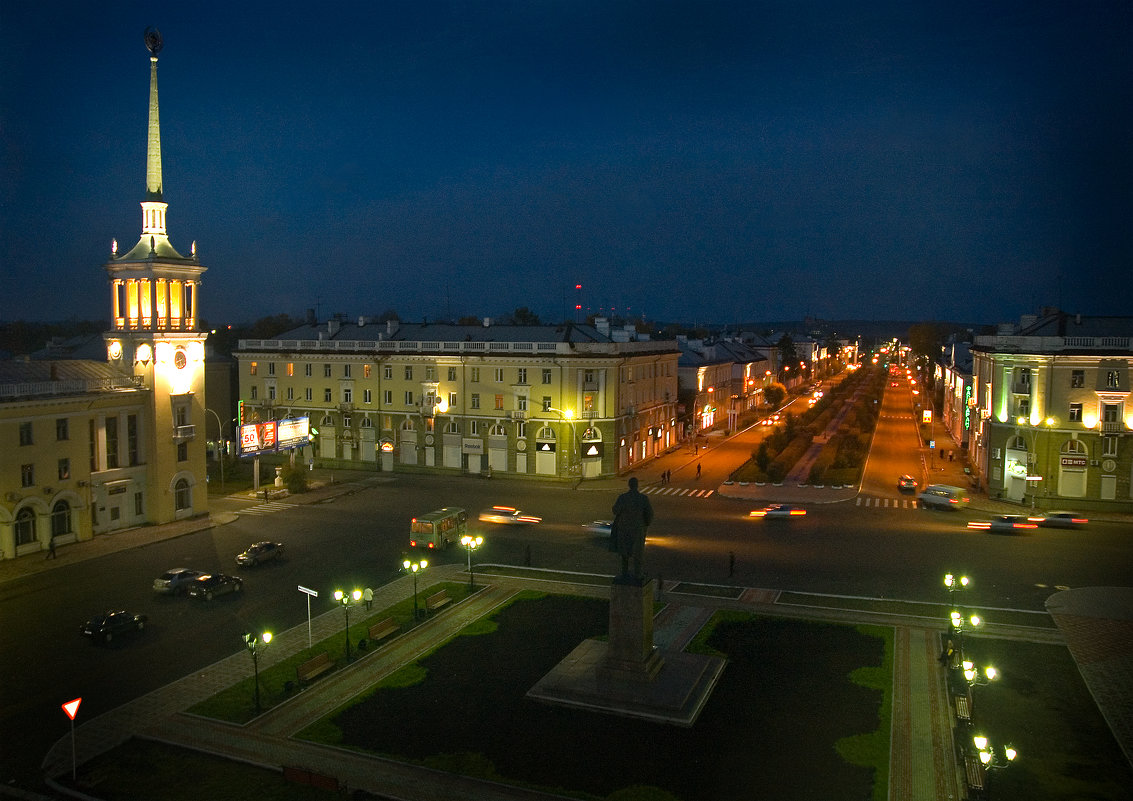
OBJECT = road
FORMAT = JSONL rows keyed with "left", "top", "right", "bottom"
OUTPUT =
{"left": 1, "top": 381, "right": 1128, "bottom": 788}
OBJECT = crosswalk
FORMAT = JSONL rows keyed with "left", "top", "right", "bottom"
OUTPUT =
{"left": 856, "top": 496, "right": 920, "bottom": 509}
{"left": 639, "top": 486, "right": 715, "bottom": 499}
{"left": 238, "top": 500, "right": 300, "bottom": 517}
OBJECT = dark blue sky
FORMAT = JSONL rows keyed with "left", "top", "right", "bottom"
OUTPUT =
{"left": 2, "top": 1, "right": 1130, "bottom": 327}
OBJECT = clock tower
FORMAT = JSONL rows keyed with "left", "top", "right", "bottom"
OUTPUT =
{"left": 103, "top": 28, "right": 209, "bottom": 522}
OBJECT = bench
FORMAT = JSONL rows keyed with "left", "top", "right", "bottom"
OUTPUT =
{"left": 425, "top": 589, "right": 451, "bottom": 613}
{"left": 954, "top": 693, "right": 972, "bottom": 725}
{"left": 368, "top": 617, "right": 400, "bottom": 642}
{"left": 296, "top": 652, "right": 334, "bottom": 684}
{"left": 963, "top": 754, "right": 986, "bottom": 797}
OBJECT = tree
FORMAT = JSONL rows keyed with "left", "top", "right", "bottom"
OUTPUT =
{"left": 764, "top": 382, "right": 787, "bottom": 407}
{"left": 511, "top": 307, "right": 541, "bottom": 325}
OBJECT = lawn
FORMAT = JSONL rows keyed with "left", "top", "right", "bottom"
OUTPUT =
{"left": 300, "top": 593, "right": 890, "bottom": 801}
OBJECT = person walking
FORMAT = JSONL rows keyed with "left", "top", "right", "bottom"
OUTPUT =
{"left": 363, "top": 586, "right": 373, "bottom": 611}
{"left": 695, "top": 462, "right": 701, "bottom": 479}
{"left": 45, "top": 536, "right": 57, "bottom": 560}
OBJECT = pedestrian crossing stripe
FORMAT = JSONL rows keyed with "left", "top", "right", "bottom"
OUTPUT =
{"left": 240, "top": 501, "right": 299, "bottom": 516}
{"left": 855, "top": 497, "right": 919, "bottom": 509}
{"left": 640, "top": 487, "right": 714, "bottom": 498}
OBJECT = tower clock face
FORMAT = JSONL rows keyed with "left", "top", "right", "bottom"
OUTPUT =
{"left": 136, "top": 343, "right": 152, "bottom": 363}
{"left": 174, "top": 349, "right": 187, "bottom": 369}
{"left": 108, "top": 341, "right": 122, "bottom": 360}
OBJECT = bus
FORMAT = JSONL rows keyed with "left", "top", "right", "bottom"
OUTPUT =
{"left": 409, "top": 507, "right": 468, "bottom": 550}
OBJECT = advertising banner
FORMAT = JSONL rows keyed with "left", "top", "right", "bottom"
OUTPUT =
{"left": 239, "top": 421, "right": 277, "bottom": 456}
{"left": 276, "top": 417, "right": 310, "bottom": 449}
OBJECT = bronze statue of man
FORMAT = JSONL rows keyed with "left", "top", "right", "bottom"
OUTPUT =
{"left": 610, "top": 477, "right": 653, "bottom": 581}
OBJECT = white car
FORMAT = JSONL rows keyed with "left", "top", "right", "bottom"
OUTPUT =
{"left": 967, "top": 515, "right": 1039, "bottom": 534}
{"left": 478, "top": 506, "right": 542, "bottom": 525}
{"left": 153, "top": 568, "right": 205, "bottom": 595}
{"left": 1027, "top": 511, "right": 1088, "bottom": 529}
{"left": 749, "top": 504, "right": 807, "bottom": 519}
{"left": 584, "top": 520, "right": 613, "bottom": 536}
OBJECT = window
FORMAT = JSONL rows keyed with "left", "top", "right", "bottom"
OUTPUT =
{"left": 305, "top": 363, "right": 313, "bottom": 377}
{"left": 268, "top": 362, "right": 276, "bottom": 375}
{"left": 542, "top": 369, "right": 552, "bottom": 384}
{"left": 384, "top": 365, "right": 393, "bottom": 379}
{"left": 517, "top": 368, "right": 527, "bottom": 384}
{"left": 135, "top": 493, "right": 143, "bottom": 516}
{"left": 471, "top": 394, "right": 480, "bottom": 409}
{"left": 364, "top": 364, "right": 371, "bottom": 378}
{"left": 324, "top": 364, "right": 332, "bottom": 378}
{"left": 405, "top": 366, "right": 414, "bottom": 380}
{"left": 584, "top": 393, "right": 595, "bottom": 412}
{"left": 1107, "top": 370, "right": 1121, "bottom": 389}
{"left": 361, "top": 417, "right": 373, "bottom": 428}
{"left": 584, "top": 369, "right": 595, "bottom": 383}
{"left": 470, "top": 420, "right": 480, "bottom": 435}
{"left": 449, "top": 392, "right": 457, "bottom": 407}
{"left": 106, "top": 417, "right": 119, "bottom": 469}
{"left": 1017, "top": 398, "right": 1030, "bottom": 417}
{"left": 19, "top": 422, "right": 33, "bottom": 446}
{"left": 383, "top": 390, "right": 392, "bottom": 404}
{"left": 287, "top": 362, "right": 294, "bottom": 376}
{"left": 516, "top": 421, "right": 526, "bottom": 438}
{"left": 14, "top": 508, "right": 35, "bottom": 546}
{"left": 1018, "top": 367, "right": 1030, "bottom": 386}
{"left": 425, "top": 366, "right": 435, "bottom": 381}
{"left": 495, "top": 394, "right": 504, "bottom": 410}
{"left": 405, "top": 390, "right": 414, "bottom": 405}
{"left": 448, "top": 367, "right": 457, "bottom": 381}
{"left": 21, "top": 464, "right": 34, "bottom": 487}
{"left": 52, "top": 501, "right": 71, "bottom": 537}
{"left": 89, "top": 419, "right": 97, "bottom": 472}
{"left": 177, "top": 441, "right": 188, "bottom": 462}
{"left": 250, "top": 362, "right": 258, "bottom": 376}
{"left": 251, "top": 385, "right": 259, "bottom": 399}
{"left": 363, "top": 389, "right": 372, "bottom": 403}
{"left": 1069, "top": 403, "right": 1082, "bottom": 422}
{"left": 343, "top": 388, "right": 352, "bottom": 403}
{"left": 471, "top": 368, "right": 480, "bottom": 382}
{"left": 268, "top": 385, "right": 276, "bottom": 400}
{"left": 287, "top": 387, "right": 294, "bottom": 400}
{"left": 342, "top": 415, "right": 352, "bottom": 428}
{"left": 344, "top": 364, "right": 352, "bottom": 378}
{"left": 306, "top": 388, "right": 313, "bottom": 401}
{"left": 174, "top": 478, "right": 191, "bottom": 511}
{"left": 56, "top": 418, "right": 69, "bottom": 441}
{"left": 494, "top": 368, "right": 504, "bottom": 382}
{"left": 517, "top": 396, "right": 527, "bottom": 411}
{"left": 1102, "top": 436, "right": 1118, "bottom": 457}
{"left": 324, "top": 388, "right": 332, "bottom": 402}
{"left": 543, "top": 396, "right": 552, "bottom": 412}
{"left": 1103, "top": 404, "right": 1120, "bottom": 423}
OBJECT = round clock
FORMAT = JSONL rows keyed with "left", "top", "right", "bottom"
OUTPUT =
{"left": 174, "top": 349, "right": 187, "bottom": 369}
{"left": 425, "top": 434, "right": 434, "bottom": 446}
{"left": 108, "top": 341, "right": 122, "bottom": 359}
{"left": 517, "top": 440, "right": 527, "bottom": 451}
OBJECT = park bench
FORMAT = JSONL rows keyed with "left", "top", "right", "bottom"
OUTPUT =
{"left": 953, "top": 693, "right": 971, "bottom": 725}
{"left": 368, "top": 617, "right": 400, "bottom": 643}
{"left": 425, "top": 589, "right": 451, "bottom": 613}
{"left": 296, "top": 652, "right": 334, "bottom": 684}
{"left": 963, "top": 753, "right": 986, "bottom": 798}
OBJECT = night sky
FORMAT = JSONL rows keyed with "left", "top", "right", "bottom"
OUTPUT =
{"left": 2, "top": 1, "right": 1130, "bottom": 328}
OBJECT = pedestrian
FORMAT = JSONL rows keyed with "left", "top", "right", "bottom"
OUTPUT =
{"left": 728, "top": 551, "right": 735, "bottom": 577}
{"left": 666, "top": 469, "right": 671, "bottom": 484}
{"left": 949, "top": 450, "right": 955, "bottom": 462}
{"left": 45, "top": 536, "right": 57, "bottom": 560}
{"left": 696, "top": 462, "right": 701, "bottom": 479}
{"left": 938, "top": 637, "right": 954, "bottom": 667}
{"left": 363, "top": 586, "right": 373, "bottom": 611}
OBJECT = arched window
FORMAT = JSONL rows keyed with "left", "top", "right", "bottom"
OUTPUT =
{"left": 15, "top": 508, "right": 36, "bottom": 546}
{"left": 400, "top": 419, "right": 415, "bottom": 431}
{"left": 174, "top": 479, "right": 191, "bottom": 511}
{"left": 1061, "top": 439, "right": 1087, "bottom": 455}
{"left": 1006, "top": 435, "right": 1026, "bottom": 451}
{"left": 537, "top": 426, "right": 556, "bottom": 440}
{"left": 444, "top": 421, "right": 460, "bottom": 434}
{"left": 51, "top": 501, "right": 71, "bottom": 537}
{"left": 489, "top": 424, "right": 506, "bottom": 436}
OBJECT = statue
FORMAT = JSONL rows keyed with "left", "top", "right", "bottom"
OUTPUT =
{"left": 609, "top": 477, "right": 653, "bottom": 581}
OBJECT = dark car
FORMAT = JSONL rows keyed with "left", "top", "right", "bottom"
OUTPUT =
{"left": 80, "top": 610, "right": 148, "bottom": 644}
{"left": 236, "top": 541, "right": 285, "bottom": 567}
{"left": 187, "top": 573, "right": 244, "bottom": 600}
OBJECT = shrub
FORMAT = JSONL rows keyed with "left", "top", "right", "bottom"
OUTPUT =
{"left": 281, "top": 464, "right": 309, "bottom": 493}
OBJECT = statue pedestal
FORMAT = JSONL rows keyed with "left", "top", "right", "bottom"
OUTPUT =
{"left": 598, "top": 578, "right": 664, "bottom": 683}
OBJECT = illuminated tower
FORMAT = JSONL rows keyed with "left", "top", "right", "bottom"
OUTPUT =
{"left": 103, "top": 28, "right": 209, "bottom": 522}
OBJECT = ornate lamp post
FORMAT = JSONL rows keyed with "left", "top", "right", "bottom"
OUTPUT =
{"left": 461, "top": 534, "right": 483, "bottom": 588}
{"left": 333, "top": 589, "right": 362, "bottom": 661}
{"left": 402, "top": 558, "right": 427, "bottom": 618}
{"left": 949, "top": 609, "right": 982, "bottom": 663}
{"left": 242, "top": 630, "right": 272, "bottom": 715}
{"left": 962, "top": 659, "right": 999, "bottom": 688}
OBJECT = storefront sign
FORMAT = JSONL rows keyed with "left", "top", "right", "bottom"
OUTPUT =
{"left": 462, "top": 438, "right": 484, "bottom": 455}
{"left": 1060, "top": 456, "right": 1087, "bottom": 467}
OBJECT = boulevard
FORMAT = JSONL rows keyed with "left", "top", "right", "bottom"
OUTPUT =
{"left": 1, "top": 379, "right": 1129, "bottom": 788}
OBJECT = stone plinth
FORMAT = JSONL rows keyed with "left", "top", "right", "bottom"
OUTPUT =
{"left": 599, "top": 578, "right": 664, "bottom": 682}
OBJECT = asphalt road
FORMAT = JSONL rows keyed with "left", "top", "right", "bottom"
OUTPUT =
{"left": 1, "top": 386, "right": 1127, "bottom": 788}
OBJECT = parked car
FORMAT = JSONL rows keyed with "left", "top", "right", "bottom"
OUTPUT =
{"left": 236, "top": 541, "right": 285, "bottom": 567}
{"left": 897, "top": 475, "right": 918, "bottom": 492}
{"left": 749, "top": 504, "right": 807, "bottom": 519}
{"left": 80, "top": 610, "right": 147, "bottom": 644}
{"left": 479, "top": 506, "right": 542, "bottom": 525}
{"left": 1027, "top": 511, "right": 1088, "bottom": 529}
{"left": 187, "top": 573, "right": 244, "bottom": 600}
{"left": 967, "top": 515, "right": 1039, "bottom": 534}
{"left": 584, "top": 520, "right": 613, "bottom": 536}
{"left": 153, "top": 567, "right": 205, "bottom": 595}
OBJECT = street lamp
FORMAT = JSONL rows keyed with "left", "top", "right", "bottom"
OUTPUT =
{"left": 205, "top": 408, "right": 227, "bottom": 491}
{"left": 241, "top": 630, "right": 272, "bottom": 715}
{"left": 973, "top": 734, "right": 1017, "bottom": 769}
{"left": 546, "top": 407, "right": 578, "bottom": 476}
{"left": 461, "top": 534, "right": 483, "bottom": 588}
{"left": 944, "top": 572, "right": 970, "bottom": 598}
{"left": 402, "top": 558, "right": 427, "bottom": 618}
{"left": 333, "top": 589, "right": 362, "bottom": 661}
{"left": 949, "top": 609, "right": 982, "bottom": 662}
{"left": 961, "top": 659, "right": 999, "bottom": 688}
{"left": 1016, "top": 416, "right": 1056, "bottom": 509}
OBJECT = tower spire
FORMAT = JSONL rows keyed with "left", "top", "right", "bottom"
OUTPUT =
{"left": 145, "top": 27, "right": 163, "bottom": 201}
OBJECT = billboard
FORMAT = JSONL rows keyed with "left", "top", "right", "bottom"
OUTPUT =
{"left": 276, "top": 417, "right": 310, "bottom": 449}
{"left": 239, "top": 421, "right": 277, "bottom": 456}
{"left": 238, "top": 416, "right": 310, "bottom": 456}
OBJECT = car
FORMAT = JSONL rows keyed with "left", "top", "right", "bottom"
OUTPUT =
{"left": 187, "top": 573, "right": 244, "bottom": 600}
{"left": 890, "top": 381, "right": 899, "bottom": 387}
{"left": 80, "top": 610, "right": 148, "bottom": 644}
{"left": 967, "top": 515, "right": 1039, "bottom": 534}
{"left": 1027, "top": 511, "right": 1089, "bottom": 529}
{"left": 236, "top": 541, "right": 285, "bottom": 567}
{"left": 749, "top": 504, "right": 807, "bottom": 519}
{"left": 897, "top": 475, "right": 918, "bottom": 492}
{"left": 478, "top": 506, "right": 542, "bottom": 525}
{"left": 584, "top": 520, "right": 613, "bottom": 536}
{"left": 153, "top": 567, "right": 205, "bottom": 594}
{"left": 917, "top": 484, "right": 970, "bottom": 510}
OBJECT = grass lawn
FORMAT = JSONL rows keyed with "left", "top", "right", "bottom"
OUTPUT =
{"left": 300, "top": 594, "right": 890, "bottom": 801}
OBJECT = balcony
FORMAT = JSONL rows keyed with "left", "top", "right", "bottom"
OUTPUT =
{"left": 1011, "top": 382, "right": 1031, "bottom": 395}
{"left": 1102, "top": 421, "right": 1125, "bottom": 433}
{"left": 173, "top": 424, "right": 195, "bottom": 442}
{"left": 508, "top": 411, "right": 526, "bottom": 420}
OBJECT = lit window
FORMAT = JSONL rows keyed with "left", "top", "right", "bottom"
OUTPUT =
{"left": 250, "top": 362, "right": 258, "bottom": 376}
{"left": 1107, "top": 371, "right": 1121, "bottom": 389}
{"left": 287, "top": 362, "right": 294, "bottom": 376}
{"left": 364, "top": 364, "right": 371, "bottom": 378}
{"left": 495, "top": 394, "right": 504, "bottom": 410}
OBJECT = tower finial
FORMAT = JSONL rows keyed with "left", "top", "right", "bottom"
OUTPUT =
{"left": 144, "top": 27, "right": 163, "bottom": 56}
